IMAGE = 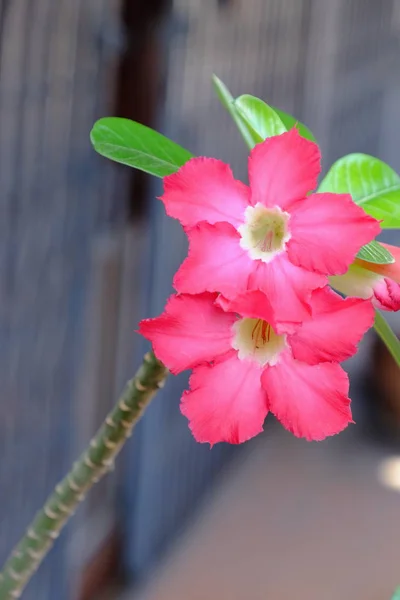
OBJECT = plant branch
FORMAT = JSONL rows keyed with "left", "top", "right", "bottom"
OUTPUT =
{"left": 0, "top": 351, "right": 168, "bottom": 599}
{"left": 374, "top": 310, "right": 400, "bottom": 369}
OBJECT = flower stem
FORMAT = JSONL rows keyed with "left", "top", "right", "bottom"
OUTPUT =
{"left": 212, "top": 75, "right": 255, "bottom": 150}
{"left": 0, "top": 352, "right": 168, "bottom": 599}
{"left": 374, "top": 310, "right": 400, "bottom": 369}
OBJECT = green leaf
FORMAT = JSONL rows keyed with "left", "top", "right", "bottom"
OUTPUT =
{"left": 212, "top": 75, "right": 316, "bottom": 149}
{"left": 273, "top": 107, "right": 317, "bottom": 142}
{"left": 234, "top": 95, "right": 287, "bottom": 143}
{"left": 391, "top": 587, "right": 400, "bottom": 600}
{"left": 212, "top": 75, "right": 256, "bottom": 149}
{"left": 318, "top": 154, "right": 400, "bottom": 228}
{"left": 356, "top": 240, "right": 394, "bottom": 264}
{"left": 90, "top": 117, "right": 193, "bottom": 177}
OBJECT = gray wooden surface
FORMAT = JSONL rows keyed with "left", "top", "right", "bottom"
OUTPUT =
{"left": 0, "top": 1, "right": 126, "bottom": 598}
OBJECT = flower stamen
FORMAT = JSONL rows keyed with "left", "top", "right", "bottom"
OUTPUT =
{"left": 239, "top": 203, "right": 291, "bottom": 263}
{"left": 251, "top": 320, "right": 272, "bottom": 347}
{"left": 233, "top": 317, "right": 286, "bottom": 366}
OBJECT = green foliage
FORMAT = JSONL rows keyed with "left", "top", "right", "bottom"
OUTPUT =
{"left": 319, "top": 153, "right": 400, "bottom": 229}
{"left": 213, "top": 76, "right": 316, "bottom": 148}
{"left": 234, "top": 95, "right": 286, "bottom": 143}
{"left": 91, "top": 117, "right": 193, "bottom": 177}
{"left": 272, "top": 106, "right": 317, "bottom": 142}
{"left": 233, "top": 94, "right": 316, "bottom": 146}
{"left": 356, "top": 240, "right": 394, "bottom": 264}
{"left": 391, "top": 587, "right": 400, "bottom": 600}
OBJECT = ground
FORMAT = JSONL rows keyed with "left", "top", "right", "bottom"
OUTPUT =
{"left": 121, "top": 426, "right": 400, "bottom": 600}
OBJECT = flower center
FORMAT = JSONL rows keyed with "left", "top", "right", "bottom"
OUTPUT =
{"left": 238, "top": 203, "right": 291, "bottom": 263}
{"left": 232, "top": 317, "right": 287, "bottom": 366}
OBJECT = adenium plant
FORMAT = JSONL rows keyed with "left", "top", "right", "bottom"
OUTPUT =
{"left": 1, "top": 75, "right": 400, "bottom": 599}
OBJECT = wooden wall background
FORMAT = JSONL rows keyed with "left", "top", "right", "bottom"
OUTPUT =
{"left": 0, "top": 1, "right": 128, "bottom": 598}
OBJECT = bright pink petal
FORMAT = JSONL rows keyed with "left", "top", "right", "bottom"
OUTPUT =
{"left": 181, "top": 352, "right": 268, "bottom": 445}
{"left": 248, "top": 129, "right": 320, "bottom": 210}
{"left": 247, "top": 254, "right": 326, "bottom": 323}
{"left": 174, "top": 223, "right": 325, "bottom": 322}
{"left": 289, "top": 287, "right": 374, "bottom": 364}
{"left": 330, "top": 264, "right": 400, "bottom": 311}
{"left": 287, "top": 192, "right": 381, "bottom": 275}
{"left": 262, "top": 354, "right": 352, "bottom": 441}
{"left": 160, "top": 157, "right": 250, "bottom": 227}
{"left": 138, "top": 293, "right": 236, "bottom": 374}
{"left": 216, "top": 291, "right": 298, "bottom": 334}
{"left": 373, "top": 277, "right": 400, "bottom": 311}
{"left": 173, "top": 222, "right": 253, "bottom": 296}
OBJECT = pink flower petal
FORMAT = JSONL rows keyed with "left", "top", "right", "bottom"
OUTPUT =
{"left": 262, "top": 354, "right": 353, "bottom": 441}
{"left": 138, "top": 293, "right": 236, "bottom": 374}
{"left": 248, "top": 254, "right": 326, "bottom": 323}
{"left": 173, "top": 222, "right": 253, "bottom": 296}
{"left": 373, "top": 277, "right": 400, "bottom": 311}
{"left": 174, "top": 224, "right": 325, "bottom": 323}
{"left": 248, "top": 129, "right": 320, "bottom": 210}
{"left": 331, "top": 264, "right": 400, "bottom": 311}
{"left": 287, "top": 192, "right": 381, "bottom": 275}
{"left": 289, "top": 287, "right": 374, "bottom": 364}
{"left": 216, "top": 291, "right": 299, "bottom": 334}
{"left": 160, "top": 157, "right": 250, "bottom": 227}
{"left": 181, "top": 352, "right": 268, "bottom": 445}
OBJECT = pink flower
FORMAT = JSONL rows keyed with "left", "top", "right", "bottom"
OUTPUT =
{"left": 161, "top": 129, "right": 380, "bottom": 322}
{"left": 139, "top": 289, "right": 374, "bottom": 444}
{"left": 331, "top": 244, "right": 400, "bottom": 311}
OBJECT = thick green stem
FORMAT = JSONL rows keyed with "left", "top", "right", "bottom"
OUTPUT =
{"left": 0, "top": 351, "right": 168, "bottom": 600}
{"left": 374, "top": 310, "right": 400, "bottom": 369}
